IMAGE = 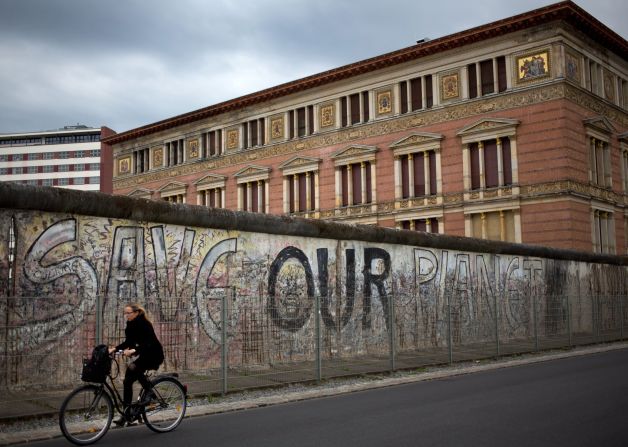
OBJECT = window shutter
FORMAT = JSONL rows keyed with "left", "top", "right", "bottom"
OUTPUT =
{"left": 350, "top": 94, "right": 360, "bottom": 124}
{"left": 414, "top": 153, "right": 425, "bottom": 196}
{"left": 400, "top": 82, "right": 408, "bottom": 114}
{"left": 352, "top": 163, "right": 362, "bottom": 204}
{"left": 298, "top": 173, "right": 307, "bottom": 212}
{"left": 502, "top": 137, "right": 512, "bottom": 185}
{"left": 468, "top": 64, "right": 477, "bottom": 98}
{"left": 411, "top": 77, "right": 422, "bottom": 110}
{"left": 484, "top": 139, "right": 498, "bottom": 188}
{"left": 497, "top": 56, "right": 507, "bottom": 92}
{"left": 480, "top": 60, "right": 494, "bottom": 95}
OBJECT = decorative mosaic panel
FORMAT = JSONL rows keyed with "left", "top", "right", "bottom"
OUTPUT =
{"left": 270, "top": 116, "right": 284, "bottom": 140}
{"left": 440, "top": 71, "right": 460, "bottom": 101}
{"left": 187, "top": 138, "right": 200, "bottom": 159}
{"left": 117, "top": 156, "right": 131, "bottom": 175}
{"left": 226, "top": 128, "right": 239, "bottom": 150}
{"left": 603, "top": 70, "right": 615, "bottom": 102}
{"left": 516, "top": 49, "right": 550, "bottom": 83}
{"left": 376, "top": 89, "right": 392, "bottom": 115}
{"left": 319, "top": 103, "right": 335, "bottom": 128}
{"left": 565, "top": 51, "right": 581, "bottom": 84}
{"left": 152, "top": 147, "right": 164, "bottom": 168}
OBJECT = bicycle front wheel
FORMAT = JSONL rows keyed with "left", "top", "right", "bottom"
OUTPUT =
{"left": 142, "top": 377, "right": 186, "bottom": 433}
{"left": 59, "top": 384, "right": 113, "bottom": 445}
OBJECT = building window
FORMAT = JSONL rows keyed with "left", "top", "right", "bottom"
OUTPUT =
{"left": 58, "top": 178, "right": 69, "bottom": 186}
{"left": 279, "top": 156, "right": 321, "bottom": 215}
{"left": 133, "top": 148, "right": 150, "bottom": 174}
{"left": 288, "top": 107, "right": 315, "bottom": 138}
{"left": 28, "top": 153, "right": 39, "bottom": 161}
{"left": 468, "top": 138, "right": 513, "bottom": 190}
{"left": 12, "top": 154, "right": 23, "bottom": 161}
{"left": 340, "top": 91, "right": 370, "bottom": 128}
{"left": 12, "top": 167, "right": 23, "bottom": 174}
{"left": 592, "top": 209, "right": 615, "bottom": 254}
{"left": 584, "top": 117, "right": 614, "bottom": 188}
{"left": 195, "top": 174, "right": 227, "bottom": 209}
{"left": 399, "top": 75, "right": 433, "bottom": 114}
{"left": 43, "top": 152, "right": 54, "bottom": 160}
{"left": 43, "top": 165, "right": 54, "bottom": 173}
{"left": 203, "top": 129, "right": 223, "bottom": 157}
{"left": 58, "top": 164, "right": 69, "bottom": 172}
{"left": 75, "top": 150, "right": 84, "bottom": 158}
{"left": 234, "top": 165, "right": 271, "bottom": 213}
{"left": 58, "top": 151, "right": 69, "bottom": 159}
{"left": 620, "top": 134, "right": 628, "bottom": 193}
{"left": 398, "top": 217, "right": 440, "bottom": 233}
{"left": 42, "top": 179, "right": 53, "bottom": 186}
{"left": 331, "top": 145, "right": 377, "bottom": 209}
{"left": 90, "top": 150, "right": 100, "bottom": 157}
{"left": 468, "top": 56, "right": 507, "bottom": 98}
{"left": 89, "top": 176, "right": 100, "bottom": 184}
{"left": 159, "top": 181, "right": 187, "bottom": 203}
{"left": 27, "top": 166, "right": 38, "bottom": 174}
{"left": 89, "top": 163, "right": 100, "bottom": 171}
{"left": 165, "top": 139, "right": 184, "bottom": 166}
{"left": 391, "top": 133, "right": 443, "bottom": 201}
{"left": 74, "top": 177, "right": 85, "bottom": 185}
{"left": 457, "top": 118, "right": 519, "bottom": 194}
{"left": 469, "top": 210, "right": 517, "bottom": 242}
{"left": 242, "top": 118, "right": 266, "bottom": 149}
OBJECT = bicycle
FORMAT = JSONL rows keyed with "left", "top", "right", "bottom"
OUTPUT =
{"left": 59, "top": 351, "right": 187, "bottom": 445}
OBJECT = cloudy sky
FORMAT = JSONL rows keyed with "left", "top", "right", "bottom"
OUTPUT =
{"left": 0, "top": 0, "right": 626, "bottom": 135}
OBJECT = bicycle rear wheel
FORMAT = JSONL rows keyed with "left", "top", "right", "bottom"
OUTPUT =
{"left": 142, "top": 377, "right": 186, "bottom": 433}
{"left": 59, "top": 384, "right": 113, "bottom": 445}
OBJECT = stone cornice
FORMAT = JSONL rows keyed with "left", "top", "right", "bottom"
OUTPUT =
{"left": 114, "top": 82, "right": 628, "bottom": 190}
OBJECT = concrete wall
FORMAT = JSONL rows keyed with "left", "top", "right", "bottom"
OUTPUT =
{"left": 0, "top": 183, "right": 626, "bottom": 385}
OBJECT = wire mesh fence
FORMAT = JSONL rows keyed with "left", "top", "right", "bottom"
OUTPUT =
{"left": 0, "top": 292, "right": 627, "bottom": 419}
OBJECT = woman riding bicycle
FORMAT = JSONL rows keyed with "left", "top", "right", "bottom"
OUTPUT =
{"left": 109, "top": 303, "right": 164, "bottom": 426}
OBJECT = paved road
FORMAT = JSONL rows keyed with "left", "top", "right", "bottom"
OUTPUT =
{"left": 32, "top": 349, "right": 628, "bottom": 447}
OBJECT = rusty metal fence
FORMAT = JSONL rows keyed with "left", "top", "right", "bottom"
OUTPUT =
{"left": 1, "top": 292, "right": 627, "bottom": 419}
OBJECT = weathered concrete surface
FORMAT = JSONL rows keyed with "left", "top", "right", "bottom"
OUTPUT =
{"left": 0, "top": 182, "right": 626, "bottom": 410}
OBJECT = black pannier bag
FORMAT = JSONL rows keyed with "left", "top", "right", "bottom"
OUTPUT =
{"left": 81, "top": 344, "right": 112, "bottom": 383}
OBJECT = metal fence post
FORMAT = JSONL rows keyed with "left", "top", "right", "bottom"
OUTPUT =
{"left": 315, "top": 294, "right": 322, "bottom": 383}
{"left": 494, "top": 291, "right": 500, "bottom": 358}
{"left": 95, "top": 294, "right": 103, "bottom": 345}
{"left": 221, "top": 294, "right": 228, "bottom": 396}
{"left": 389, "top": 294, "right": 396, "bottom": 373}
{"left": 533, "top": 293, "right": 539, "bottom": 352}
{"left": 620, "top": 295, "right": 624, "bottom": 340}
{"left": 447, "top": 292, "right": 453, "bottom": 365}
{"left": 567, "top": 295, "right": 572, "bottom": 347}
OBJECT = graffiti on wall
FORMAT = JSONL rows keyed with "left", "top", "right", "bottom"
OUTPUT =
{"left": 0, "top": 210, "right": 625, "bottom": 362}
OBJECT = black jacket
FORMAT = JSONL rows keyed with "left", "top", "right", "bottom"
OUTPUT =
{"left": 116, "top": 314, "right": 164, "bottom": 369}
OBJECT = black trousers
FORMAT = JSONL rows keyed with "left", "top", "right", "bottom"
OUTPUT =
{"left": 122, "top": 361, "right": 153, "bottom": 407}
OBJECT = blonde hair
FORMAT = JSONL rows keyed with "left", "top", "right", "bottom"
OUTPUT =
{"left": 126, "top": 303, "right": 152, "bottom": 323}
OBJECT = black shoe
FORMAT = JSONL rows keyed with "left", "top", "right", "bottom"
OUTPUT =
{"left": 139, "top": 390, "right": 155, "bottom": 406}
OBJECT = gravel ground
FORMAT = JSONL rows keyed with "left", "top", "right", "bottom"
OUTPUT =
{"left": 2, "top": 341, "right": 627, "bottom": 445}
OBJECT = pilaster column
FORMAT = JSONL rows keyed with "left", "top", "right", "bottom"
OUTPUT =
{"left": 305, "top": 172, "right": 312, "bottom": 211}
{"left": 603, "top": 142, "right": 612, "bottom": 187}
{"left": 314, "top": 171, "right": 320, "bottom": 211}
{"left": 462, "top": 144, "right": 471, "bottom": 191}
{"left": 589, "top": 137, "right": 597, "bottom": 183}
{"left": 265, "top": 180, "right": 270, "bottom": 213}
{"left": 370, "top": 161, "right": 377, "bottom": 205}
{"left": 499, "top": 210, "right": 506, "bottom": 241}
{"left": 335, "top": 167, "right": 342, "bottom": 207}
{"left": 407, "top": 154, "right": 415, "bottom": 198}
{"left": 257, "top": 180, "right": 263, "bottom": 213}
{"left": 293, "top": 174, "right": 299, "bottom": 212}
{"left": 220, "top": 187, "right": 225, "bottom": 209}
{"left": 347, "top": 164, "right": 353, "bottom": 206}
{"left": 426, "top": 218, "right": 432, "bottom": 233}
{"left": 283, "top": 176, "right": 289, "bottom": 213}
{"left": 410, "top": 220, "right": 416, "bottom": 231}
{"left": 496, "top": 138, "right": 504, "bottom": 186}
{"left": 237, "top": 184, "right": 243, "bottom": 211}
{"left": 394, "top": 156, "right": 402, "bottom": 199}
{"left": 424, "top": 152, "right": 430, "bottom": 195}
{"left": 360, "top": 162, "right": 367, "bottom": 204}
{"left": 481, "top": 212, "right": 487, "bottom": 240}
